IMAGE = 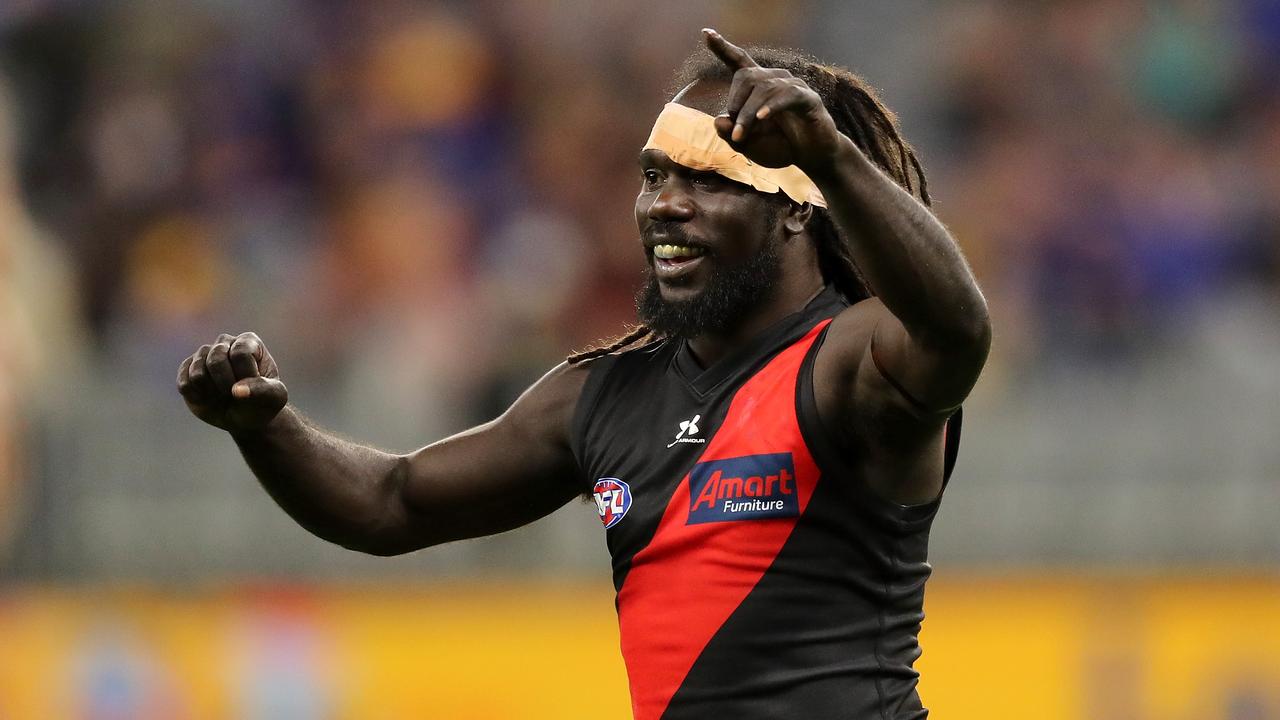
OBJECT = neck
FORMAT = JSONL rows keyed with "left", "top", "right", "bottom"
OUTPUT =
{"left": 686, "top": 278, "right": 825, "bottom": 368}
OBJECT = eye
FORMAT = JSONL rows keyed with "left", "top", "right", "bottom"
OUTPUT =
{"left": 689, "top": 171, "right": 721, "bottom": 188}
{"left": 641, "top": 168, "right": 662, "bottom": 187}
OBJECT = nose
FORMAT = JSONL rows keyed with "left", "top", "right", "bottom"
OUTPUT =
{"left": 645, "top": 183, "right": 695, "bottom": 222}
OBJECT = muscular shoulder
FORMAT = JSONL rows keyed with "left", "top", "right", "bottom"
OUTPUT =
{"left": 501, "top": 359, "right": 598, "bottom": 447}
{"left": 811, "top": 298, "right": 954, "bottom": 504}
{"left": 812, "top": 297, "right": 949, "bottom": 444}
{"left": 813, "top": 297, "right": 889, "bottom": 391}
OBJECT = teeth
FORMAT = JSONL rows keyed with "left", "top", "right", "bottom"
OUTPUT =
{"left": 653, "top": 244, "right": 706, "bottom": 260}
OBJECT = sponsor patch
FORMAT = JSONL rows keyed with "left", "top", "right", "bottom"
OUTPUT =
{"left": 686, "top": 453, "right": 798, "bottom": 525}
{"left": 593, "top": 478, "right": 632, "bottom": 529}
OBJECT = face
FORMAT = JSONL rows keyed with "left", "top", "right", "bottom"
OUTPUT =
{"left": 635, "top": 79, "right": 788, "bottom": 339}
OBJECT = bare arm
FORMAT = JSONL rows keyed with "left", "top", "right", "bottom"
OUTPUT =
{"left": 704, "top": 29, "right": 990, "bottom": 503}
{"left": 705, "top": 29, "right": 991, "bottom": 415}
{"left": 806, "top": 138, "right": 990, "bottom": 412}
{"left": 179, "top": 333, "right": 587, "bottom": 556}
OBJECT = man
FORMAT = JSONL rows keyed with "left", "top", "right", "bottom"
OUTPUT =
{"left": 178, "top": 29, "right": 990, "bottom": 720}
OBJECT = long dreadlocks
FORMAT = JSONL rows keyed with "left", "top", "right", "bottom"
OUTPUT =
{"left": 567, "top": 46, "right": 929, "bottom": 365}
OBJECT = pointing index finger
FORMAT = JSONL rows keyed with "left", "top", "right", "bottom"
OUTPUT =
{"left": 703, "top": 28, "right": 759, "bottom": 70}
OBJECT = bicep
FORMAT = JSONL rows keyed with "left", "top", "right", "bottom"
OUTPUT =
{"left": 859, "top": 300, "right": 989, "bottom": 416}
{"left": 383, "top": 362, "right": 590, "bottom": 552}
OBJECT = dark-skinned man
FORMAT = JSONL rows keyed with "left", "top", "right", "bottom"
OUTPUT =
{"left": 178, "top": 29, "right": 990, "bottom": 720}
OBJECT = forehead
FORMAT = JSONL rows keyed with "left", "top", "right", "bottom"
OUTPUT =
{"left": 639, "top": 78, "right": 729, "bottom": 169}
{"left": 669, "top": 78, "right": 730, "bottom": 116}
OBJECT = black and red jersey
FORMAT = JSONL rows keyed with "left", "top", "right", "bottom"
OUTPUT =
{"left": 571, "top": 286, "right": 962, "bottom": 720}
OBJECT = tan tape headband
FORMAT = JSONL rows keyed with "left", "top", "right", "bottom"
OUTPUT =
{"left": 643, "top": 102, "right": 827, "bottom": 208}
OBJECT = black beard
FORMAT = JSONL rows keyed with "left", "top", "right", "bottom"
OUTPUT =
{"left": 635, "top": 236, "right": 784, "bottom": 340}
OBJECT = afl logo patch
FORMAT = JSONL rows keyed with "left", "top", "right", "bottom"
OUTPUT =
{"left": 593, "top": 478, "right": 632, "bottom": 529}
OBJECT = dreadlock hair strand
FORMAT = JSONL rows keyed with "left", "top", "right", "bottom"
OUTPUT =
{"left": 567, "top": 325, "right": 656, "bottom": 365}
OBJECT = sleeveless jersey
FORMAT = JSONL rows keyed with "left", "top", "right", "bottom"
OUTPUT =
{"left": 571, "top": 286, "right": 962, "bottom": 720}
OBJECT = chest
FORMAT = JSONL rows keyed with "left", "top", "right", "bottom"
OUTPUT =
{"left": 579, "top": 338, "right": 821, "bottom": 570}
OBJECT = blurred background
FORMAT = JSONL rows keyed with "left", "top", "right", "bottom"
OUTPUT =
{"left": 1, "top": 0, "right": 1277, "bottom": 717}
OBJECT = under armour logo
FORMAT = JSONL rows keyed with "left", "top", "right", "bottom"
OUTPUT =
{"left": 678, "top": 415, "right": 700, "bottom": 438}
{"left": 667, "top": 414, "right": 707, "bottom": 448}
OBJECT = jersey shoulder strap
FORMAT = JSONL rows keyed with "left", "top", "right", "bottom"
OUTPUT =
{"left": 569, "top": 340, "right": 671, "bottom": 481}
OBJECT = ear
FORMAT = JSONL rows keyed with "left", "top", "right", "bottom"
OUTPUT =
{"left": 782, "top": 202, "right": 813, "bottom": 237}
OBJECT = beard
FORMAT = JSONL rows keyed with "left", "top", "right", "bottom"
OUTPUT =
{"left": 635, "top": 230, "right": 784, "bottom": 341}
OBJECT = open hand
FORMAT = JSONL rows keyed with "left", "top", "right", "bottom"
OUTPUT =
{"left": 703, "top": 28, "right": 844, "bottom": 175}
{"left": 177, "top": 332, "right": 289, "bottom": 433}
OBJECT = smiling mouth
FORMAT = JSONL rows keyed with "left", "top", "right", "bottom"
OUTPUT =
{"left": 651, "top": 243, "right": 708, "bottom": 279}
{"left": 652, "top": 243, "right": 707, "bottom": 260}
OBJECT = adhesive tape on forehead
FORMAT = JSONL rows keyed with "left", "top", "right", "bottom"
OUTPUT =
{"left": 642, "top": 102, "right": 827, "bottom": 208}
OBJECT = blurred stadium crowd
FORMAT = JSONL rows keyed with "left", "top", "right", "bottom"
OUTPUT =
{"left": 1, "top": 0, "right": 1278, "bottom": 579}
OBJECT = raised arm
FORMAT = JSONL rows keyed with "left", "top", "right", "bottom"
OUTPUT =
{"left": 800, "top": 130, "right": 990, "bottom": 417}
{"left": 703, "top": 29, "right": 991, "bottom": 416}
{"left": 702, "top": 29, "right": 990, "bottom": 504}
{"left": 177, "top": 332, "right": 587, "bottom": 556}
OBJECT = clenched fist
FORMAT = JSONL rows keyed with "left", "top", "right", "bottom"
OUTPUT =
{"left": 177, "top": 332, "right": 289, "bottom": 433}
